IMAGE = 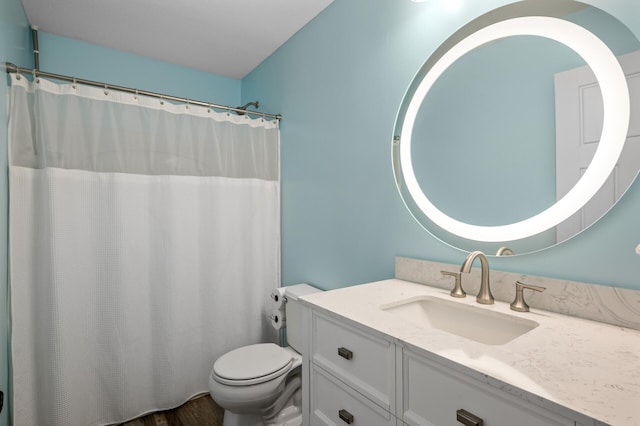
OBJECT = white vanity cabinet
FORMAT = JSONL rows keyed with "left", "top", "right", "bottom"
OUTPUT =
{"left": 309, "top": 311, "right": 396, "bottom": 425}
{"left": 310, "top": 364, "right": 397, "bottom": 426}
{"left": 402, "top": 349, "right": 575, "bottom": 426}
{"left": 307, "top": 308, "right": 583, "bottom": 426}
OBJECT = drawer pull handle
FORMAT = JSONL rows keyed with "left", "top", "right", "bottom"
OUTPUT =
{"left": 457, "top": 409, "right": 483, "bottom": 426}
{"left": 456, "top": 408, "right": 484, "bottom": 426}
{"left": 339, "top": 409, "right": 354, "bottom": 424}
{"left": 338, "top": 347, "right": 353, "bottom": 360}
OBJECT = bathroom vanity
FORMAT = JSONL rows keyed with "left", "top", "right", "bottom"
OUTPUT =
{"left": 298, "top": 260, "right": 640, "bottom": 426}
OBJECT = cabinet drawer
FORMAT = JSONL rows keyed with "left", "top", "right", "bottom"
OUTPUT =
{"left": 402, "top": 350, "right": 574, "bottom": 426}
{"left": 311, "top": 364, "right": 396, "bottom": 426}
{"left": 311, "top": 312, "right": 396, "bottom": 411}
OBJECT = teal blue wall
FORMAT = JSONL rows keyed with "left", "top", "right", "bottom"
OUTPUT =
{"left": 243, "top": 0, "right": 640, "bottom": 291}
{"left": 0, "top": 0, "right": 31, "bottom": 423}
{"left": 38, "top": 32, "right": 241, "bottom": 107}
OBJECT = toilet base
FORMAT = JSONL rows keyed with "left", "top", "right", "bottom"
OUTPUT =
{"left": 222, "top": 410, "right": 301, "bottom": 426}
{"left": 222, "top": 411, "right": 263, "bottom": 426}
{"left": 265, "top": 407, "right": 301, "bottom": 426}
{"left": 264, "top": 388, "right": 302, "bottom": 426}
{"left": 223, "top": 387, "right": 302, "bottom": 426}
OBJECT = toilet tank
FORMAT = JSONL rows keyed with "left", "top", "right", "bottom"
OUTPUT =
{"left": 284, "top": 284, "right": 322, "bottom": 352}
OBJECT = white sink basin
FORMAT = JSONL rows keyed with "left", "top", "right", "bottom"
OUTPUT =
{"left": 380, "top": 296, "right": 538, "bottom": 345}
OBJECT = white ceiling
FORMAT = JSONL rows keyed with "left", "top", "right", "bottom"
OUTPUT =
{"left": 20, "top": 0, "right": 334, "bottom": 79}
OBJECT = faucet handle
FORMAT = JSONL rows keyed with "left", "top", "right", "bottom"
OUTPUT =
{"left": 510, "top": 281, "right": 546, "bottom": 312}
{"left": 441, "top": 270, "right": 466, "bottom": 298}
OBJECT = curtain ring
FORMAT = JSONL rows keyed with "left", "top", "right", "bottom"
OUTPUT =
{"left": 72, "top": 77, "right": 77, "bottom": 90}
{"left": 134, "top": 89, "right": 138, "bottom": 101}
{"left": 185, "top": 100, "right": 190, "bottom": 110}
{"left": 160, "top": 95, "right": 164, "bottom": 106}
{"left": 103, "top": 83, "right": 109, "bottom": 96}
{"left": 207, "top": 103, "right": 212, "bottom": 113}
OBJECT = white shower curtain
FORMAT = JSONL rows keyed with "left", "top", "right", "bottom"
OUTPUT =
{"left": 8, "top": 74, "right": 280, "bottom": 425}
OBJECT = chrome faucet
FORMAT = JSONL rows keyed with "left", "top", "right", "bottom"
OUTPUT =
{"left": 460, "top": 251, "right": 494, "bottom": 305}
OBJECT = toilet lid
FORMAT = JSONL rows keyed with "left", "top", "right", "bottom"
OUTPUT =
{"left": 213, "top": 343, "right": 293, "bottom": 384}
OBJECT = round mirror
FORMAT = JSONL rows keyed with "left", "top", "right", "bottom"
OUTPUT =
{"left": 393, "top": 0, "right": 640, "bottom": 255}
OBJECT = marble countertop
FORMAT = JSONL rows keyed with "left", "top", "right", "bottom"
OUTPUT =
{"left": 300, "top": 279, "right": 640, "bottom": 426}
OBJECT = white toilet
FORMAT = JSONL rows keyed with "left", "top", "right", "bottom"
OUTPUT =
{"left": 208, "top": 284, "right": 321, "bottom": 426}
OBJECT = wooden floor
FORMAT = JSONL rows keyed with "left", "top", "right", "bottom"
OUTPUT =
{"left": 120, "top": 395, "right": 224, "bottom": 426}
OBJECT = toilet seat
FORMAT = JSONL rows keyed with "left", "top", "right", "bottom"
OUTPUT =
{"left": 213, "top": 343, "right": 293, "bottom": 386}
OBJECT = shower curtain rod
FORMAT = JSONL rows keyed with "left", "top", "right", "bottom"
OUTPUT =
{"left": 5, "top": 62, "right": 281, "bottom": 121}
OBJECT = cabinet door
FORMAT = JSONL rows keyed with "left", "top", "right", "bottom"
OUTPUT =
{"left": 402, "top": 350, "right": 574, "bottom": 426}
{"left": 312, "top": 312, "right": 396, "bottom": 412}
{"left": 311, "top": 364, "right": 396, "bottom": 426}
